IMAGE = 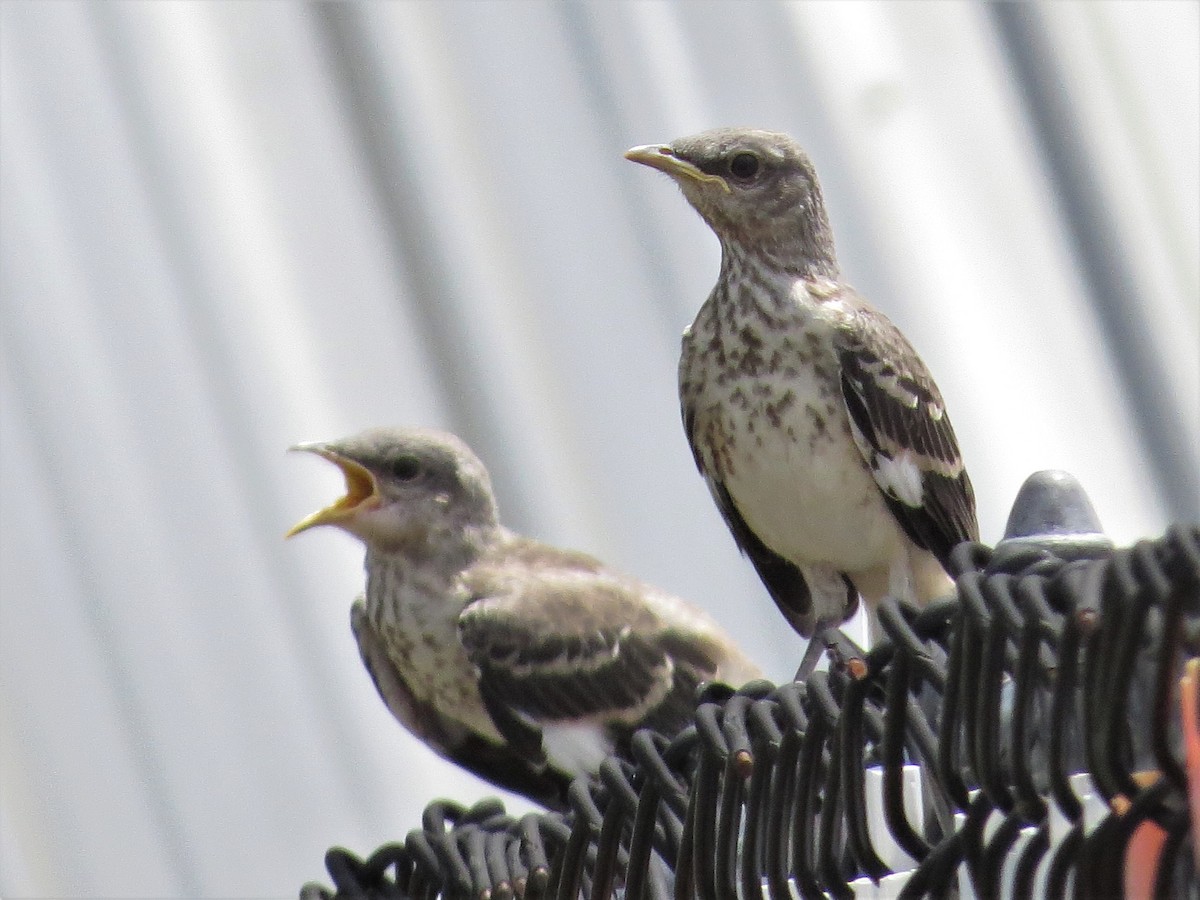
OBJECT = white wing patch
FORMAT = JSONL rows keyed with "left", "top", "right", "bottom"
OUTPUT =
{"left": 873, "top": 451, "right": 925, "bottom": 509}
{"left": 541, "top": 722, "right": 614, "bottom": 776}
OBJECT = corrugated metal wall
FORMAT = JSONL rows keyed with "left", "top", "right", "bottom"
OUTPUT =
{"left": 1, "top": 1, "right": 1195, "bottom": 895}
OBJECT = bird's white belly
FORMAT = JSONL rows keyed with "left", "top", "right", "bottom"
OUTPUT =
{"left": 717, "top": 379, "right": 903, "bottom": 573}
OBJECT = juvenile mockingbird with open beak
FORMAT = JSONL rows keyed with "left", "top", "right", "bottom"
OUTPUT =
{"left": 626, "top": 128, "right": 978, "bottom": 668}
{"left": 287, "top": 427, "right": 760, "bottom": 810}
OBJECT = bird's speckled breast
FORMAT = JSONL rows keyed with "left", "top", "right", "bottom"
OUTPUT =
{"left": 681, "top": 281, "right": 904, "bottom": 572}
{"left": 366, "top": 555, "right": 502, "bottom": 741}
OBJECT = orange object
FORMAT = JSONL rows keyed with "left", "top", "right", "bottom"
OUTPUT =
{"left": 1183, "top": 658, "right": 1200, "bottom": 873}
{"left": 1124, "top": 659, "right": 1200, "bottom": 896}
{"left": 1125, "top": 820, "right": 1167, "bottom": 900}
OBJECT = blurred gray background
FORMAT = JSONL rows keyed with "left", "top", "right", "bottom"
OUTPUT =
{"left": 1, "top": 1, "right": 1196, "bottom": 895}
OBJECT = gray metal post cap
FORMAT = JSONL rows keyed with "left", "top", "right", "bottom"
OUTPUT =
{"left": 1001, "top": 469, "right": 1112, "bottom": 559}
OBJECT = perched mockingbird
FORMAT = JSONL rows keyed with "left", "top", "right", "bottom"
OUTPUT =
{"left": 626, "top": 128, "right": 978, "bottom": 667}
{"left": 287, "top": 427, "right": 760, "bottom": 809}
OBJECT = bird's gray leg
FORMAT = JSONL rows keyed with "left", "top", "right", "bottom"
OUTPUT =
{"left": 793, "top": 625, "right": 833, "bottom": 681}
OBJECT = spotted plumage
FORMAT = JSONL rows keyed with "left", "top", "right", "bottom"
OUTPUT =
{"left": 288, "top": 427, "right": 760, "bottom": 809}
{"left": 626, "top": 128, "right": 978, "bottom": 650}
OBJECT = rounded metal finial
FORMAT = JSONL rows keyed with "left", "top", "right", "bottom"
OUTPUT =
{"left": 1001, "top": 470, "right": 1112, "bottom": 559}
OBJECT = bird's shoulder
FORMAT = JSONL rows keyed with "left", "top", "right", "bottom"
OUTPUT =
{"left": 460, "top": 535, "right": 655, "bottom": 627}
{"left": 458, "top": 534, "right": 728, "bottom": 650}
{"left": 824, "top": 289, "right": 944, "bottom": 394}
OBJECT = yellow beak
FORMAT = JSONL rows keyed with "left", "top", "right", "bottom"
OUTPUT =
{"left": 285, "top": 444, "right": 382, "bottom": 537}
{"left": 624, "top": 144, "right": 731, "bottom": 192}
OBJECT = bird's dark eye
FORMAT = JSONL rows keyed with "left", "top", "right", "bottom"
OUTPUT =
{"left": 729, "top": 152, "right": 760, "bottom": 179}
{"left": 390, "top": 455, "right": 422, "bottom": 481}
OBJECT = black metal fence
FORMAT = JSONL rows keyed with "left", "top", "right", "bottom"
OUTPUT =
{"left": 301, "top": 473, "right": 1200, "bottom": 899}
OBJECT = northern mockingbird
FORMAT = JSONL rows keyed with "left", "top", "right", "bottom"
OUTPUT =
{"left": 626, "top": 128, "right": 978, "bottom": 669}
{"left": 288, "top": 426, "right": 760, "bottom": 808}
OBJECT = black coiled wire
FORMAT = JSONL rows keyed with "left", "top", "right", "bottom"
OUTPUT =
{"left": 301, "top": 476, "right": 1199, "bottom": 900}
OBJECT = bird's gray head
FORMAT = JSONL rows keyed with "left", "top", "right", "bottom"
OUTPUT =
{"left": 286, "top": 427, "right": 499, "bottom": 554}
{"left": 625, "top": 127, "right": 838, "bottom": 277}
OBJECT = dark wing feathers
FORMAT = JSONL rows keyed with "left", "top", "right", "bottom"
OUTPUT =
{"left": 458, "top": 543, "right": 725, "bottom": 740}
{"left": 837, "top": 318, "right": 978, "bottom": 566}
{"left": 466, "top": 621, "right": 654, "bottom": 721}
{"left": 351, "top": 601, "right": 572, "bottom": 810}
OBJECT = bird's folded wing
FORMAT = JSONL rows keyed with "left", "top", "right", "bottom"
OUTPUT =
{"left": 351, "top": 599, "right": 572, "bottom": 810}
{"left": 457, "top": 544, "right": 722, "bottom": 737}
{"left": 837, "top": 314, "right": 979, "bottom": 566}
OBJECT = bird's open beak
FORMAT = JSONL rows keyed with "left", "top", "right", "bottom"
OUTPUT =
{"left": 286, "top": 443, "right": 382, "bottom": 537}
{"left": 624, "top": 144, "right": 731, "bottom": 193}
